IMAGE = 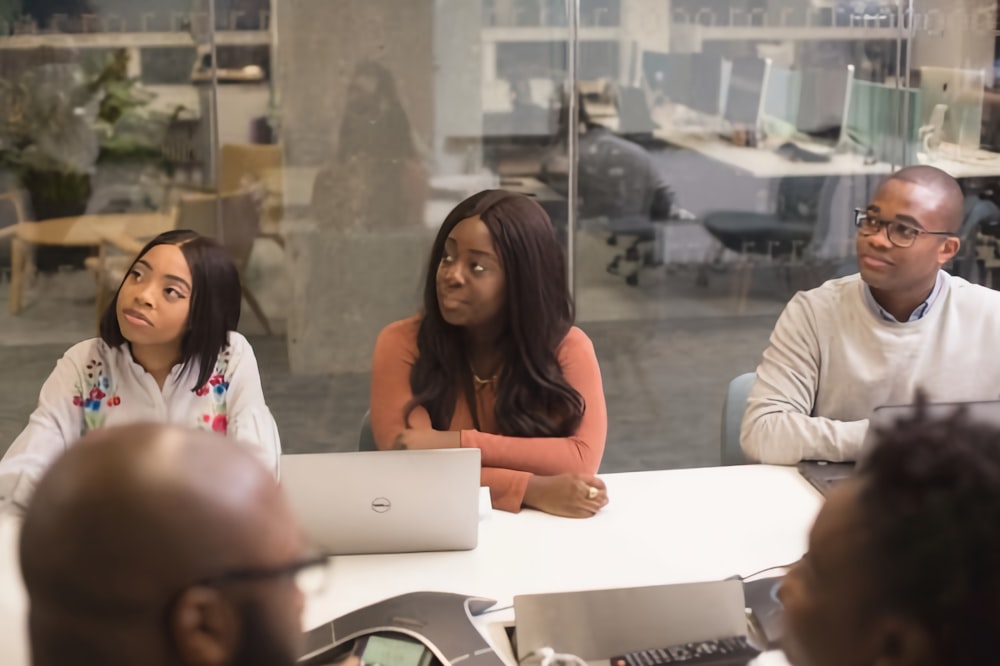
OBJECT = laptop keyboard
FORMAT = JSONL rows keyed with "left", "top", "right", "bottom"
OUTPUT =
{"left": 611, "top": 636, "right": 759, "bottom": 666}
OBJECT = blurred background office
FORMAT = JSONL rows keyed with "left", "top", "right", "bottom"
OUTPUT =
{"left": 3, "top": 0, "right": 1000, "bottom": 471}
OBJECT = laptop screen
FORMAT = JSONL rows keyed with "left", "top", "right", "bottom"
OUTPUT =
{"left": 860, "top": 399, "right": 1000, "bottom": 465}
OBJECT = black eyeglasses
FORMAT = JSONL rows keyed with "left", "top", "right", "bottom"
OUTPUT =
{"left": 853, "top": 208, "right": 956, "bottom": 249}
{"left": 194, "top": 553, "right": 332, "bottom": 597}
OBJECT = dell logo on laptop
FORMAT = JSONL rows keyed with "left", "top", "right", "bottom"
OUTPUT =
{"left": 371, "top": 497, "right": 391, "bottom": 513}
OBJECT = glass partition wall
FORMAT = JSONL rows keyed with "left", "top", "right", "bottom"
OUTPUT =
{"left": 2, "top": 1, "right": 997, "bottom": 470}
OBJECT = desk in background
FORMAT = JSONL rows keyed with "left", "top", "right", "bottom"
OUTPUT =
{"left": 917, "top": 146, "right": 1000, "bottom": 180}
{"left": 649, "top": 105, "right": 1000, "bottom": 182}
{"left": 654, "top": 129, "right": 893, "bottom": 179}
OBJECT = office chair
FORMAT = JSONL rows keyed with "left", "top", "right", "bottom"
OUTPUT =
{"left": 606, "top": 214, "right": 664, "bottom": 286}
{"left": 701, "top": 175, "right": 839, "bottom": 312}
{"left": 949, "top": 193, "right": 1000, "bottom": 284}
{"left": 177, "top": 190, "right": 275, "bottom": 334}
{"left": 606, "top": 207, "right": 696, "bottom": 286}
{"left": 721, "top": 372, "right": 756, "bottom": 466}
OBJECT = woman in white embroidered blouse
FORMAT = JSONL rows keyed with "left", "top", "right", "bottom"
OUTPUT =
{"left": 0, "top": 230, "right": 281, "bottom": 511}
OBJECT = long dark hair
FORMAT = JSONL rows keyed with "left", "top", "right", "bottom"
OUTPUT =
{"left": 405, "top": 190, "right": 584, "bottom": 436}
{"left": 99, "top": 229, "right": 242, "bottom": 390}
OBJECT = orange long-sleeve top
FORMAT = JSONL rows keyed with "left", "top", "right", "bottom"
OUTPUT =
{"left": 370, "top": 316, "right": 608, "bottom": 512}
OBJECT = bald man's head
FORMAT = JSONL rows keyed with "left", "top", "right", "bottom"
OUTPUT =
{"left": 20, "top": 424, "right": 305, "bottom": 666}
{"left": 885, "top": 165, "right": 965, "bottom": 233}
{"left": 855, "top": 165, "right": 965, "bottom": 320}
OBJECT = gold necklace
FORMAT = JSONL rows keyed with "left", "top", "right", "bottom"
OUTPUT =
{"left": 472, "top": 372, "right": 498, "bottom": 388}
{"left": 470, "top": 362, "right": 499, "bottom": 389}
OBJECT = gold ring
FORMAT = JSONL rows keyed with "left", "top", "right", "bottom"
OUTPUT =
{"left": 587, "top": 486, "right": 598, "bottom": 499}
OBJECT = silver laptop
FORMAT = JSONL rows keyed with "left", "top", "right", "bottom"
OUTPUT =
{"left": 513, "top": 581, "right": 749, "bottom": 663}
{"left": 863, "top": 399, "right": 1000, "bottom": 454}
{"left": 798, "top": 400, "right": 1000, "bottom": 493}
{"left": 281, "top": 449, "right": 481, "bottom": 555}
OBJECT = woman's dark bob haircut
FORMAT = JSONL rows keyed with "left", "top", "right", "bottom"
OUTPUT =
{"left": 99, "top": 229, "right": 241, "bottom": 390}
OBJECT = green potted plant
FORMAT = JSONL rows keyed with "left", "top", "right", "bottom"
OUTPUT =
{"left": 0, "top": 47, "right": 181, "bottom": 266}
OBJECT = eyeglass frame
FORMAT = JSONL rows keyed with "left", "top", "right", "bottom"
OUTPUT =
{"left": 192, "top": 553, "right": 332, "bottom": 593}
{"left": 853, "top": 208, "right": 957, "bottom": 248}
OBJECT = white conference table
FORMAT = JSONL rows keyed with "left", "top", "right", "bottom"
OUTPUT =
{"left": 0, "top": 465, "right": 823, "bottom": 666}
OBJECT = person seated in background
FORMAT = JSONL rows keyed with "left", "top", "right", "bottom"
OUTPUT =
{"left": 741, "top": 165, "right": 1000, "bottom": 464}
{"left": 370, "top": 190, "right": 609, "bottom": 517}
{"left": 310, "top": 60, "right": 427, "bottom": 230}
{"left": 0, "top": 230, "right": 280, "bottom": 511}
{"left": 20, "top": 424, "right": 319, "bottom": 666}
{"left": 779, "top": 398, "right": 1000, "bottom": 666}
{"left": 541, "top": 91, "right": 674, "bottom": 227}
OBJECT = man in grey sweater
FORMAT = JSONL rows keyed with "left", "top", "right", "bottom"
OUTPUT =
{"left": 741, "top": 165, "right": 1000, "bottom": 464}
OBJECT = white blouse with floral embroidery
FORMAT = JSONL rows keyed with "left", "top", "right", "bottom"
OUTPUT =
{"left": 0, "top": 331, "right": 280, "bottom": 510}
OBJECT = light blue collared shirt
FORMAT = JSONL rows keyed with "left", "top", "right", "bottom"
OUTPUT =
{"left": 862, "top": 270, "right": 946, "bottom": 322}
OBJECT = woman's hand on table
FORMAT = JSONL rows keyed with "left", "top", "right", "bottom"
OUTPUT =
{"left": 523, "top": 473, "right": 609, "bottom": 518}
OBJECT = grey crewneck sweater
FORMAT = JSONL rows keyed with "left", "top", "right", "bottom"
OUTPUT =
{"left": 741, "top": 273, "right": 1000, "bottom": 464}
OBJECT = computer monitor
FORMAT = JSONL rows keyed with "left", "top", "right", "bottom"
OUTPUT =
{"left": 641, "top": 51, "right": 693, "bottom": 107}
{"left": 689, "top": 53, "right": 725, "bottom": 116}
{"left": 617, "top": 86, "right": 657, "bottom": 135}
{"left": 724, "top": 57, "right": 772, "bottom": 130}
{"left": 763, "top": 65, "right": 801, "bottom": 125}
{"left": 796, "top": 65, "right": 855, "bottom": 145}
{"left": 846, "top": 79, "right": 922, "bottom": 164}
{"left": 918, "top": 66, "right": 985, "bottom": 150}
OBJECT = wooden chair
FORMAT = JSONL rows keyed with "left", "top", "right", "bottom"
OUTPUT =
{"left": 219, "top": 143, "right": 283, "bottom": 193}
{"left": 177, "top": 190, "right": 274, "bottom": 335}
{"left": 219, "top": 143, "right": 285, "bottom": 247}
{"left": 0, "top": 190, "right": 34, "bottom": 315}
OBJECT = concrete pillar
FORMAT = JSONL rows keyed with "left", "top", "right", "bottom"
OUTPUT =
{"left": 276, "top": 0, "right": 437, "bottom": 374}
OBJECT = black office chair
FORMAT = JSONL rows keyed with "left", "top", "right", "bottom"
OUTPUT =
{"left": 701, "top": 176, "right": 837, "bottom": 311}
{"left": 605, "top": 205, "right": 694, "bottom": 286}
{"left": 600, "top": 176, "right": 676, "bottom": 286}
{"left": 949, "top": 191, "right": 1000, "bottom": 284}
{"left": 606, "top": 215, "right": 661, "bottom": 286}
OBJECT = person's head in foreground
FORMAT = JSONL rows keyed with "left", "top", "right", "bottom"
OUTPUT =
{"left": 780, "top": 397, "right": 1000, "bottom": 666}
{"left": 20, "top": 424, "right": 324, "bottom": 666}
{"left": 855, "top": 165, "right": 963, "bottom": 320}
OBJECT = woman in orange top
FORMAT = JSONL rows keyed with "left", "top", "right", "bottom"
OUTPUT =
{"left": 370, "top": 190, "right": 608, "bottom": 516}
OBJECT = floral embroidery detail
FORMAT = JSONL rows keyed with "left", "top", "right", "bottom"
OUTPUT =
{"left": 197, "top": 347, "right": 232, "bottom": 435}
{"left": 74, "top": 359, "right": 120, "bottom": 434}
{"left": 212, "top": 414, "right": 228, "bottom": 433}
